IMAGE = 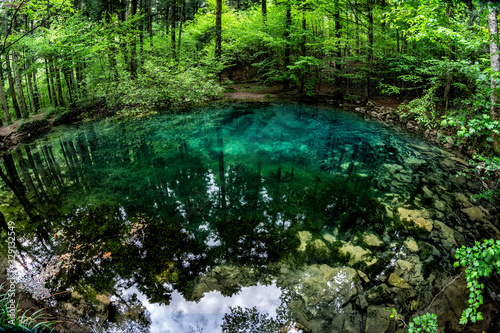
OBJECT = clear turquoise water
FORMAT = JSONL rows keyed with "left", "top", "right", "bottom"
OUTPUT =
{"left": 0, "top": 103, "right": 478, "bottom": 332}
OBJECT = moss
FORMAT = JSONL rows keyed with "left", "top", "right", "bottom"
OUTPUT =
{"left": 53, "top": 110, "right": 80, "bottom": 126}
{"left": 17, "top": 119, "right": 50, "bottom": 134}
{"left": 42, "top": 106, "right": 68, "bottom": 119}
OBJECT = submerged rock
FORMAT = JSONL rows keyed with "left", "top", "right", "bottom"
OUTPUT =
{"left": 397, "top": 208, "right": 433, "bottom": 232}
{"left": 323, "top": 233, "right": 337, "bottom": 243}
{"left": 340, "top": 242, "right": 377, "bottom": 266}
{"left": 363, "top": 233, "right": 383, "bottom": 247}
{"left": 366, "top": 284, "right": 392, "bottom": 304}
{"left": 357, "top": 270, "right": 370, "bottom": 283}
{"left": 454, "top": 192, "right": 473, "bottom": 208}
{"left": 297, "top": 230, "right": 313, "bottom": 251}
{"left": 365, "top": 306, "right": 392, "bottom": 333}
{"left": 282, "top": 265, "right": 361, "bottom": 333}
{"left": 434, "top": 221, "right": 458, "bottom": 250}
{"left": 461, "top": 206, "right": 483, "bottom": 221}
{"left": 404, "top": 237, "right": 419, "bottom": 253}
{"left": 388, "top": 272, "right": 410, "bottom": 289}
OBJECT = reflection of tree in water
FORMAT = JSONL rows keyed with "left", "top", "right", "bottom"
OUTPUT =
{"left": 0, "top": 117, "right": 387, "bottom": 330}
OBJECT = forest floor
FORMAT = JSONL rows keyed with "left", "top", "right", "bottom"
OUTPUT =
{"left": 0, "top": 113, "right": 48, "bottom": 152}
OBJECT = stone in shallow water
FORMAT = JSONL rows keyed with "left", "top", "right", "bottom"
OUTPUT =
{"left": 357, "top": 270, "right": 370, "bottom": 283}
{"left": 283, "top": 264, "right": 359, "bottom": 309}
{"left": 434, "top": 199, "right": 449, "bottom": 212}
{"left": 397, "top": 208, "right": 433, "bottom": 232}
{"left": 388, "top": 272, "right": 410, "bottom": 289}
{"left": 323, "top": 233, "right": 337, "bottom": 243}
{"left": 340, "top": 242, "right": 377, "bottom": 266}
{"left": 366, "top": 283, "right": 392, "bottom": 304}
{"left": 310, "top": 239, "right": 330, "bottom": 256}
{"left": 395, "top": 256, "right": 424, "bottom": 286}
{"left": 454, "top": 192, "right": 473, "bottom": 208}
{"left": 297, "top": 230, "right": 313, "bottom": 251}
{"left": 404, "top": 237, "right": 419, "bottom": 253}
{"left": 434, "top": 221, "right": 457, "bottom": 250}
{"left": 365, "top": 306, "right": 391, "bottom": 333}
{"left": 461, "top": 206, "right": 483, "bottom": 221}
{"left": 363, "top": 233, "right": 383, "bottom": 247}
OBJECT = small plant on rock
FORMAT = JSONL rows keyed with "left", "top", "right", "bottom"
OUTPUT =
{"left": 454, "top": 239, "right": 500, "bottom": 324}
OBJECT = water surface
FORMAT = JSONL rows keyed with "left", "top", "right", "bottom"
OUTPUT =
{"left": 0, "top": 103, "right": 485, "bottom": 332}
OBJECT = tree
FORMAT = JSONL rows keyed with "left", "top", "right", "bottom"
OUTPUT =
{"left": 487, "top": 1, "right": 500, "bottom": 154}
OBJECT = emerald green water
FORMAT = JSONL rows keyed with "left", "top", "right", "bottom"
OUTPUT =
{"left": 0, "top": 103, "right": 485, "bottom": 332}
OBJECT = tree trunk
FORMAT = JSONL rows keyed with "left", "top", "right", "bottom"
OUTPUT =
{"left": 32, "top": 68, "right": 40, "bottom": 110}
{"left": 139, "top": 0, "right": 144, "bottom": 66}
{"left": 215, "top": 0, "right": 222, "bottom": 61}
{"left": 53, "top": 59, "right": 65, "bottom": 106}
{"left": 45, "top": 59, "right": 55, "bottom": 106}
{"left": 364, "top": 0, "right": 374, "bottom": 101}
{"left": 262, "top": 0, "right": 267, "bottom": 26}
{"left": 148, "top": 0, "right": 153, "bottom": 47}
{"left": 130, "top": 0, "right": 138, "bottom": 78}
{"left": 178, "top": 0, "right": 184, "bottom": 52}
{"left": 0, "top": 68, "right": 11, "bottom": 123}
{"left": 334, "top": 0, "right": 341, "bottom": 63}
{"left": 5, "top": 52, "right": 21, "bottom": 119}
{"left": 283, "top": 2, "right": 292, "bottom": 90}
{"left": 171, "top": 0, "right": 177, "bottom": 59}
{"left": 488, "top": 4, "right": 500, "bottom": 154}
{"left": 26, "top": 59, "right": 37, "bottom": 114}
{"left": 165, "top": 4, "right": 170, "bottom": 35}
{"left": 11, "top": 50, "right": 28, "bottom": 118}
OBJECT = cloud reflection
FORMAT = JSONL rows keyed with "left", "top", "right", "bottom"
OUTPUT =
{"left": 124, "top": 283, "right": 282, "bottom": 333}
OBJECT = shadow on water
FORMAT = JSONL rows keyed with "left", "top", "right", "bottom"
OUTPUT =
{"left": 0, "top": 103, "right": 498, "bottom": 332}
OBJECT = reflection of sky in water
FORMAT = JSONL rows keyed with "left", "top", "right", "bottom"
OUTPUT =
{"left": 122, "top": 284, "right": 282, "bottom": 333}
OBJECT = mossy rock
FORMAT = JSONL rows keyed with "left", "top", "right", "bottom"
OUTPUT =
{"left": 17, "top": 119, "right": 50, "bottom": 134}
{"left": 53, "top": 110, "right": 80, "bottom": 126}
{"left": 17, "top": 119, "right": 51, "bottom": 143}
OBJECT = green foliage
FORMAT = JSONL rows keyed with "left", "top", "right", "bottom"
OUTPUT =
{"left": 0, "top": 285, "right": 55, "bottom": 332}
{"left": 454, "top": 239, "right": 500, "bottom": 324}
{"left": 398, "top": 87, "right": 439, "bottom": 128}
{"left": 109, "top": 61, "right": 223, "bottom": 112}
{"left": 408, "top": 313, "right": 438, "bottom": 333}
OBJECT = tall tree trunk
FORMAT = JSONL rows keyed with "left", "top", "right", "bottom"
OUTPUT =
{"left": 52, "top": 59, "right": 65, "bottom": 106}
{"left": 32, "top": 68, "right": 40, "bottom": 110}
{"left": 63, "top": 67, "right": 74, "bottom": 103}
{"left": 5, "top": 51, "right": 21, "bottom": 119}
{"left": 364, "top": 0, "right": 374, "bottom": 102}
{"left": 165, "top": 4, "right": 170, "bottom": 35}
{"left": 171, "top": 0, "right": 177, "bottom": 59}
{"left": 26, "top": 59, "right": 37, "bottom": 114}
{"left": 334, "top": 0, "right": 341, "bottom": 68}
{"left": 0, "top": 68, "right": 11, "bottom": 123}
{"left": 283, "top": 2, "right": 292, "bottom": 90}
{"left": 488, "top": 3, "right": 500, "bottom": 154}
{"left": 130, "top": 0, "right": 138, "bottom": 78}
{"left": 148, "top": 0, "right": 153, "bottom": 47}
{"left": 45, "top": 59, "right": 55, "bottom": 106}
{"left": 139, "top": 0, "right": 144, "bottom": 67}
{"left": 11, "top": 50, "right": 28, "bottom": 118}
{"left": 215, "top": 0, "right": 222, "bottom": 61}
{"left": 178, "top": 0, "right": 184, "bottom": 52}
{"left": 262, "top": 0, "right": 267, "bottom": 26}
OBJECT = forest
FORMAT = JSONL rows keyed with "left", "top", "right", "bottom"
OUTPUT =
{"left": 1, "top": 0, "right": 500, "bottom": 332}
